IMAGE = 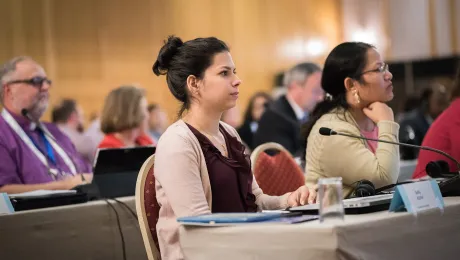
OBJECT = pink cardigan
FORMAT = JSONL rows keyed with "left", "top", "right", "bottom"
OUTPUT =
{"left": 154, "top": 120, "right": 290, "bottom": 259}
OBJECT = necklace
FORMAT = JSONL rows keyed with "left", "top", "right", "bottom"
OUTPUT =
{"left": 203, "top": 131, "right": 228, "bottom": 156}
{"left": 182, "top": 118, "right": 228, "bottom": 156}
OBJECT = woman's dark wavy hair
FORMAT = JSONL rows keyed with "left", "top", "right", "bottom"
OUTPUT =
{"left": 242, "top": 92, "right": 272, "bottom": 123}
{"left": 301, "top": 42, "right": 375, "bottom": 159}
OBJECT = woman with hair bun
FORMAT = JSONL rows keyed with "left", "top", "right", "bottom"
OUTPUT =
{"left": 152, "top": 36, "right": 317, "bottom": 259}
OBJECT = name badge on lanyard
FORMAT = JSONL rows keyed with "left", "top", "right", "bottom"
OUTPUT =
{"left": 1, "top": 109, "right": 77, "bottom": 176}
{"left": 49, "top": 168, "right": 60, "bottom": 178}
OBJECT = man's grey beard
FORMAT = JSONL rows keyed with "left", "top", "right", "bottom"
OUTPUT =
{"left": 28, "top": 102, "right": 48, "bottom": 120}
{"left": 11, "top": 92, "right": 49, "bottom": 120}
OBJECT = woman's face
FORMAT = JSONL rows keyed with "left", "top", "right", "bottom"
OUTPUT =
{"left": 251, "top": 96, "right": 269, "bottom": 121}
{"left": 353, "top": 48, "right": 394, "bottom": 106}
{"left": 195, "top": 51, "right": 242, "bottom": 112}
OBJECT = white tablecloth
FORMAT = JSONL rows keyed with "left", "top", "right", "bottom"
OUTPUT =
{"left": 180, "top": 197, "right": 460, "bottom": 260}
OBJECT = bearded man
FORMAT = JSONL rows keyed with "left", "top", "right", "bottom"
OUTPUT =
{"left": 0, "top": 57, "right": 92, "bottom": 194}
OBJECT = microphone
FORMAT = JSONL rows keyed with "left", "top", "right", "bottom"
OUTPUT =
{"left": 21, "top": 108, "right": 56, "bottom": 142}
{"left": 319, "top": 127, "right": 337, "bottom": 136}
{"left": 318, "top": 127, "right": 460, "bottom": 172}
{"left": 21, "top": 108, "right": 32, "bottom": 119}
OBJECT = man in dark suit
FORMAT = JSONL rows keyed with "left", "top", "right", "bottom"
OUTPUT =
{"left": 253, "top": 62, "right": 323, "bottom": 156}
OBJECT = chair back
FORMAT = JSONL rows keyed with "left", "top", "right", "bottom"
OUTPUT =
{"left": 251, "top": 142, "right": 305, "bottom": 196}
{"left": 135, "top": 154, "right": 161, "bottom": 260}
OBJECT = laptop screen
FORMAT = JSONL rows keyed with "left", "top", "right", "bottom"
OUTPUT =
{"left": 91, "top": 146, "right": 156, "bottom": 198}
{"left": 93, "top": 146, "right": 156, "bottom": 175}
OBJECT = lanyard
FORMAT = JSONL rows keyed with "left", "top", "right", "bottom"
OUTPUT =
{"left": 40, "top": 130, "right": 57, "bottom": 164}
{"left": 28, "top": 129, "right": 57, "bottom": 165}
{"left": 1, "top": 109, "right": 77, "bottom": 175}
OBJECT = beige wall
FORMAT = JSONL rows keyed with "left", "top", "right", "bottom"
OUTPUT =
{"left": 341, "top": 0, "right": 460, "bottom": 62}
{"left": 0, "top": 0, "right": 342, "bottom": 123}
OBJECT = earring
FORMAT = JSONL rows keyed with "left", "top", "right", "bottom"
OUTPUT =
{"left": 354, "top": 91, "right": 361, "bottom": 104}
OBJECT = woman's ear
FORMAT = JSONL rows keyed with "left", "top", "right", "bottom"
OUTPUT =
{"left": 344, "top": 77, "right": 356, "bottom": 92}
{"left": 186, "top": 75, "right": 199, "bottom": 97}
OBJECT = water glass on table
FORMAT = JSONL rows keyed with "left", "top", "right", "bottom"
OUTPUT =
{"left": 318, "top": 177, "right": 345, "bottom": 223}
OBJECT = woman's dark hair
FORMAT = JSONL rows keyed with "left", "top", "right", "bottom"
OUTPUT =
{"left": 452, "top": 65, "right": 460, "bottom": 100}
{"left": 243, "top": 92, "right": 272, "bottom": 122}
{"left": 301, "top": 42, "right": 374, "bottom": 153}
{"left": 152, "top": 35, "right": 229, "bottom": 117}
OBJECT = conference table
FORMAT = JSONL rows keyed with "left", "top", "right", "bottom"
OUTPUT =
{"left": 179, "top": 197, "right": 460, "bottom": 260}
{"left": 1, "top": 195, "right": 459, "bottom": 260}
{"left": 0, "top": 196, "right": 146, "bottom": 260}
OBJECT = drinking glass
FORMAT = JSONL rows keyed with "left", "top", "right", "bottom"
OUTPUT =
{"left": 318, "top": 177, "right": 345, "bottom": 223}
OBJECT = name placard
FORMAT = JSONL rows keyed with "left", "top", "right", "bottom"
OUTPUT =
{"left": 389, "top": 179, "right": 444, "bottom": 214}
{"left": 0, "top": 193, "right": 14, "bottom": 215}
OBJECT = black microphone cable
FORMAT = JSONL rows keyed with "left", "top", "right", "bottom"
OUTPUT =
{"left": 111, "top": 197, "right": 138, "bottom": 220}
{"left": 104, "top": 199, "right": 127, "bottom": 260}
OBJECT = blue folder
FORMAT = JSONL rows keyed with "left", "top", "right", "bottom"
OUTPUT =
{"left": 177, "top": 212, "right": 285, "bottom": 224}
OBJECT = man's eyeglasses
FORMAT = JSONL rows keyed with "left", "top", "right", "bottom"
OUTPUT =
{"left": 356, "top": 63, "right": 389, "bottom": 77}
{"left": 6, "top": 76, "right": 52, "bottom": 89}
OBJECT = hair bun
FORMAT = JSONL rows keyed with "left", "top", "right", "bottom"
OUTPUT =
{"left": 152, "top": 36, "right": 183, "bottom": 76}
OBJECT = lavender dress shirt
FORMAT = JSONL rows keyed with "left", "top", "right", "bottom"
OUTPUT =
{"left": 0, "top": 109, "right": 92, "bottom": 187}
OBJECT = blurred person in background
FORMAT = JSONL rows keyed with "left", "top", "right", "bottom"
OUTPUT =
{"left": 396, "top": 95, "right": 420, "bottom": 122}
{"left": 0, "top": 57, "right": 92, "bottom": 193}
{"left": 52, "top": 99, "right": 93, "bottom": 162}
{"left": 237, "top": 91, "right": 272, "bottom": 149}
{"left": 98, "top": 85, "right": 154, "bottom": 149}
{"left": 147, "top": 103, "right": 168, "bottom": 143}
{"left": 253, "top": 62, "right": 324, "bottom": 156}
{"left": 399, "top": 83, "right": 449, "bottom": 160}
{"left": 52, "top": 99, "right": 85, "bottom": 134}
{"left": 82, "top": 112, "right": 104, "bottom": 163}
{"left": 413, "top": 70, "right": 460, "bottom": 178}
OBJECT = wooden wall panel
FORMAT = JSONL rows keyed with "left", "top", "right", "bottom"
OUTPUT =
{"left": 0, "top": 0, "right": 342, "bottom": 123}
{"left": 21, "top": 0, "right": 46, "bottom": 63}
{"left": 0, "top": 0, "right": 15, "bottom": 62}
{"left": 52, "top": 0, "right": 101, "bottom": 80}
